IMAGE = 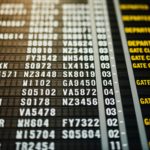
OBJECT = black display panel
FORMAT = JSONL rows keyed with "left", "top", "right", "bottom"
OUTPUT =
{"left": 0, "top": 0, "right": 149, "bottom": 149}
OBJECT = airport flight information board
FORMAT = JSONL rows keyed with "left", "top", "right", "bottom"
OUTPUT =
{"left": 0, "top": 0, "right": 150, "bottom": 149}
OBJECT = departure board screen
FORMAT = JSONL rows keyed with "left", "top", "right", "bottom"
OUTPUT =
{"left": 0, "top": 0, "right": 150, "bottom": 150}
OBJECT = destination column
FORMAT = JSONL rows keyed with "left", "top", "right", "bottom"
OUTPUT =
{"left": 0, "top": 1, "right": 31, "bottom": 149}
